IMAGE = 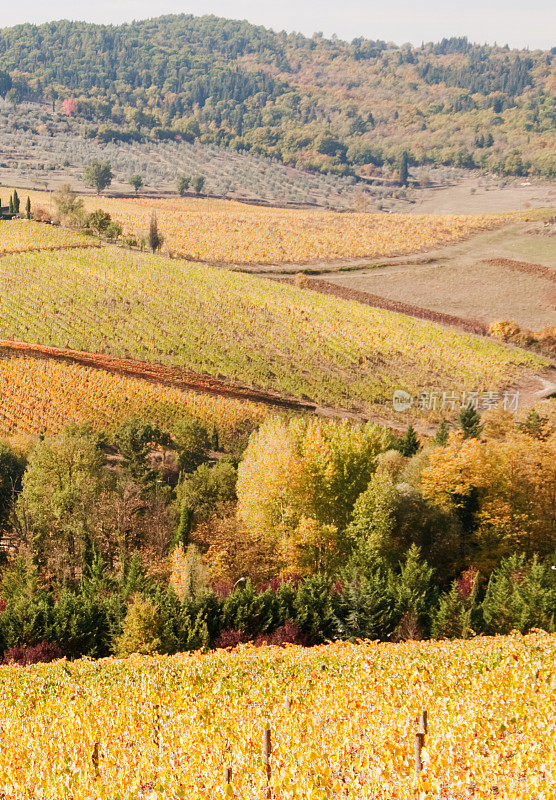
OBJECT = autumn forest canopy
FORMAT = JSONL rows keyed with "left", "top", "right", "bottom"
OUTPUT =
{"left": 0, "top": 15, "right": 554, "bottom": 177}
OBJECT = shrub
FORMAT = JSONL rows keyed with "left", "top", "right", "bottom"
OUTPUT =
{"left": 3, "top": 640, "right": 63, "bottom": 666}
{"left": 212, "top": 628, "right": 249, "bottom": 649}
{"left": 115, "top": 596, "right": 166, "bottom": 656}
{"left": 32, "top": 206, "right": 52, "bottom": 223}
{"left": 253, "top": 621, "right": 307, "bottom": 647}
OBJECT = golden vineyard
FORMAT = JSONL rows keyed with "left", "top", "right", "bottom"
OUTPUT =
{"left": 0, "top": 188, "right": 533, "bottom": 264}
{"left": 0, "top": 355, "right": 267, "bottom": 443}
{"left": 0, "top": 634, "right": 553, "bottom": 799}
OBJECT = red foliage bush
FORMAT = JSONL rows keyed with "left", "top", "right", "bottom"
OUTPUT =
{"left": 253, "top": 622, "right": 307, "bottom": 648}
{"left": 3, "top": 641, "right": 63, "bottom": 666}
{"left": 213, "top": 622, "right": 307, "bottom": 649}
{"left": 212, "top": 628, "right": 249, "bottom": 649}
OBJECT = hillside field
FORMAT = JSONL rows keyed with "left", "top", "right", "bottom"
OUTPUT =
{"left": 0, "top": 354, "right": 267, "bottom": 444}
{"left": 1, "top": 189, "right": 542, "bottom": 265}
{"left": 321, "top": 220, "right": 556, "bottom": 331}
{"left": 0, "top": 242, "right": 548, "bottom": 422}
{"left": 0, "top": 634, "right": 553, "bottom": 799}
{"left": 0, "top": 218, "right": 97, "bottom": 254}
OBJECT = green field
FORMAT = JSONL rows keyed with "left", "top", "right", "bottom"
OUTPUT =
{"left": 0, "top": 247, "right": 547, "bottom": 415}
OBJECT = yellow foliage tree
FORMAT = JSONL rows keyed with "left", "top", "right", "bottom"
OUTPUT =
{"left": 422, "top": 429, "right": 556, "bottom": 571}
{"left": 237, "top": 416, "right": 389, "bottom": 574}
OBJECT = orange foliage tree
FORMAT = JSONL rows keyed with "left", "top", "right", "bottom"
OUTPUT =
{"left": 421, "top": 428, "right": 556, "bottom": 572}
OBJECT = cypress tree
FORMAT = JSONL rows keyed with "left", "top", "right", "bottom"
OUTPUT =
{"left": 26, "top": 197, "right": 31, "bottom": 220}
{"left": 173, "top": 503, "right": 193, "bottom": 549}
{"left": 13, "top": 190, "right": 20, "bottom": 214}
{"left": 399, "top": 151, "right": 409, "bottom": 185}
{"left": 8, "top": 196, "right": 13, "bottom": 215}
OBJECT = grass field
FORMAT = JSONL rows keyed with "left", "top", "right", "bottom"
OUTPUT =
{"left": 1, "top": 187, "right": 535, "bottom": 265}
{"left": 0, "top": 219, "right": 97, "bottom": 254}
{"left": 0, "top": 246, "right": 547, "bottom": 416}
{"left": 0, "top": 634, "right": 553, "bottom": 799}
{"left": 0, "top": 355, "right": 266, "bottom": 442}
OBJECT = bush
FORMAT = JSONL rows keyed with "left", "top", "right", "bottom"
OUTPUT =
{"left": 212, "top": 628, "right": 249, "bottom": 649}
{"left": 3, "top": 641, "right": 63, "bottom": 666}
{"left": 253, "top": 621, "right": 307, "bottom": 647}
{"left": 115, "top": 596, "right": 167, "bottom": 656}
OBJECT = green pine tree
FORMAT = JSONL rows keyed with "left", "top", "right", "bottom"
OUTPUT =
{"left": 25, "top": 196, "right": 31, "bottom": 220}
{"left": 13, "top": 190, "right": 20, "bottom": 214}
{"left": 432, "top": 572, "right": 479, "bottom": 639}
{"left": 458, "top": 404, "right": 483, "bottom": 439}
{"left": 434, "top": 419, "right": 449, "bottom": 446}
{"left": 397, "top": 424, "right": 421, "bottom": 456}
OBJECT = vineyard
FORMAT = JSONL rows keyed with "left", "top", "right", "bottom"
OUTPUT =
{"left": 0, "top": 355, "right": 267, "bottom": 443}
{"left": 0, "top": 634, "right": 553, "bottom": 799}
{"left": 0, "top": 219, "right": 97, "bottom": 254}
{"left": 0, "top": 246, "right": 547, "bottom": 416}
{"left": 0, "top": 187, "right": 532, "bottom": 265}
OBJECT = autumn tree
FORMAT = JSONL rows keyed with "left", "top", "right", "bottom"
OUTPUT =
{"left": 237, "top": 418, "right": 389, "bottom": 575}
{"left": 17, "top": 425, "right": 106, "bottom": 581}
{"left": 129, "top": 174, "right": 144, "bottom": 194}
{"left": 421, "top": 429, "right": 556, "bottom": 571}
{"left": 84, "top": 160, "right": 113, "bottom": 194}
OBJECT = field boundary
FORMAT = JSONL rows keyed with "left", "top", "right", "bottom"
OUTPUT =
{"left": 482, "top": 258, "right": 556, "bottom": 283}
{"left": 288, "top": 277, "right": 489, "bottom": 335}
{"left": 0, "top": 242, "right": 101, "bottom": 257}
{"left": 0, "top": 340, "right": 317, "bottom": 413}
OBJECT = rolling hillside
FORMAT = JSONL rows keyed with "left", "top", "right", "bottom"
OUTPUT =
{"left": 0, "top": 15, "right": 553, "bottom": 183}
{"left": 0, "top": 224, "right": 548, "bottom": 426}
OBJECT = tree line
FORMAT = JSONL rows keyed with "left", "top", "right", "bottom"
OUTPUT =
{"left": 0, "top": 402, "right": 553, "bottom": 664}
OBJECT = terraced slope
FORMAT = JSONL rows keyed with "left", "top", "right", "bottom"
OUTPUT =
{"left": 0, "top": 246, "right": 547, "bottom": 419}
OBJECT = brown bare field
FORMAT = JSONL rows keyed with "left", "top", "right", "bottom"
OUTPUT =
{"left": 322, "top": 222, "right": 556, "bottom": 331}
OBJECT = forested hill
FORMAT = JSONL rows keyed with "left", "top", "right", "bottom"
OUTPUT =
{"left": 0, "top": 15, "right": 554, "bottom": 178}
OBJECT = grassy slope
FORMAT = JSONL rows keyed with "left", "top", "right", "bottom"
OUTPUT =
{"left": 0, "top": 246, "right": 546, "bottom": 415}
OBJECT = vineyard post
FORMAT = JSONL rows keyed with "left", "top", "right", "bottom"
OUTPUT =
{"left": 262, "top": 727, "right": 272, "bottom": 799}
{"left": 419, "top": 709, "right": 428, "bottom": 735}
{"left": 92, "top": 741, "right": 100, "bottom": 779}
{"left": 414, "top": 732, "right": 425, "bottom": 778}
{"left": 414, "top": 708, "right": 427, "bottom": 778}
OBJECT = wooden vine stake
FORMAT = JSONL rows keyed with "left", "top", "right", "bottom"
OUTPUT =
{"left": 414, "top": 732, "right": 425, "bottom": 778}
{"left": 414, "top": 708, "right": 427, "bottom": 779}
{"left": 262, "top": 727, "right": 272, "bottom": 799}
{"left": 91, "top": 741, "right": 100, "bottom": 779}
